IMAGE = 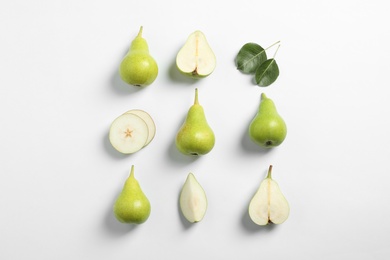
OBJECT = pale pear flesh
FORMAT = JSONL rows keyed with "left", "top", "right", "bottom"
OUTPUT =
{"left": 124, "top": 109, "right": 156, "bottom": 146}
{"left": 175, "top": 88, "right": 215, "bottom": 155}
{"left": 113, "top": 166, "right": 151, "bottom": 224}
{"left": 179, "top": 173, "right": 208, "bottom": 223}
{"left": 176, "top": 31, "right": 216, "bottom": 78}
{"left": 109, "top": 113, "right": 149, "bottom": 154}
{"left": 249, "top": 165, "right": 290, "bottom": 225}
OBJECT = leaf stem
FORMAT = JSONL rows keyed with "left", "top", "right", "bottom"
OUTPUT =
{"left": 265, "top": 41, "right": 281, "bottom": 52}
{"left": 273, "top": 44, "right": 281, "bottom": 59}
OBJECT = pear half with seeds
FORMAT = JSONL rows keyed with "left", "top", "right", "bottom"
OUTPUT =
{"left": 179, "top": 173, "right": 208, "bottom": 223}
{"left": 176, "top": 30, "right": 216, "bottom": 78}
{"left": 249, "top": 165, "right": 290, "bottom": 225}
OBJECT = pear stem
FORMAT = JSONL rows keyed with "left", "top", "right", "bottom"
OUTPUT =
{"left": 261, "top": 93, "right": 267, "bottom": 100}
{"left": 194, "top": 88, "right": 199, "bottom": 105}
{"left": 266, "top": 165, "right": 273, "bottom": 179}
{"left": 129, "top": 165, "right": 135, "bottom": 178}
{"left": 137, "top": 26, "right": 143, "bottom": 38}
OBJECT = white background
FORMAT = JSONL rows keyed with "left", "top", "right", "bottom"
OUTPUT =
{"left": 1, "top": 0, "right": 390, "bottom": 259}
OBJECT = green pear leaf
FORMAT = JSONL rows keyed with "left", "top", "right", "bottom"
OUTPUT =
{"left": 255, "top": 58, "right": 279, "bottom": 87}
{"left": 236, "top": 43, "right": 267, "bottom": 74}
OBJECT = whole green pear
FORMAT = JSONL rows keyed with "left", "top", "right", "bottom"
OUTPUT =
{"left": 176, "top": 88, "right": 215, "bottom": 155}
{"left": 119, "top": 26, "right": 158, "bottom": 87}
{"left": 113, "top": 165, "right": 151, "bottom": 224}
{"left": 249, "top": 93, "right": 287, "bottom": 148}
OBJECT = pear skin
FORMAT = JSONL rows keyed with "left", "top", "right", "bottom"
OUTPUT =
{"left": 249, "top": 93, "right": 287, "bottom": 148}
{"left": 113, "top": 166, "right": 151, "bottom": 224}
{"left": 249, "top": 165, "right": 290, "bottom": 225}
{"left": 175, "top": 88, "right": 215, "bottom": 155}
{"left": 119, "top": 26, "right": 158, "bottom": 87}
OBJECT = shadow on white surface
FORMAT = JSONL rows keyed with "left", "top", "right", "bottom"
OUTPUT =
{"left": 110, "top": 69, "right": 145, "bottom": 95}
{"left": 240, "top": 120, "right": 274, "bottom": 155}
{"left": 167, "top": 138, "right": 200, "bottom": 165}
{"left": 168, "top": 55, "right": 199, "bottom": 85}
{"left": 240, "top": 189, "right": 278, "bottom": 233}
{"left": 102, "top": 192, "right": 139, "bottom": 237}
{"left": 241, "top": 207, "right": 277, "bottom": 233}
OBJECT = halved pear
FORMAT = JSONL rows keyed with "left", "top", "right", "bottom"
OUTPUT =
{"left": 179, "top": 173, "right": 208, "bottom": 223}
{"left": 248, "top": 165, "right": 290, "bottom": 225}
{"left": 124, "top": 109, "right": 156, "bottom": 146}
{"left": 109, "top": 113, "right": 149, "bottom": 154}
{"left": 176, "top": 30, "right": 216, "bottom": 78}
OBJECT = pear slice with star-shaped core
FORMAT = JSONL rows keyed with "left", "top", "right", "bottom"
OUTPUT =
{"left": 124, "top": 109, "right": 156, "bottom": 146}
{"left": 109, "top": 113, "right": 149, "bottom": 154}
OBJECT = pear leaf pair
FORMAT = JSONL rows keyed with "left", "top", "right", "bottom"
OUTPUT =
{"left": 235, "top": 42, "right": 280, "bottom": 87}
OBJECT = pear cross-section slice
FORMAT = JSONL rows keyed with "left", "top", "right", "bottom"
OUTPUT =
{"left": 248, "top": 165, "right": 290, "bottom": 225}
{"left": 179, "top": 173, "right": 208, "bottom": 223}
{"left": 124, "top": 109, "right": 156, "bottom": 146}
{"left": 109, "top": 113, "right": 149, "bottom": 154}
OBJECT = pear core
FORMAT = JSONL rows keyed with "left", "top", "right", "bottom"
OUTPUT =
{"left": 176, "top": 31, "right": 216, "bottom": 78}
{"left": 248, "top": 165, "right": 290, "bottom": 225}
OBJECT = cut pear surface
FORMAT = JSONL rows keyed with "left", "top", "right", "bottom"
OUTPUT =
{"left": 176, "top": 31, "right": 216, "bottom": 78}
{"left": 249, "top": 165, "right": 290, "bottom": 225}
{"left": 109, "top": 113, "right": 149, "bottom": 154}
{"left": 179, "top": 173, "right": 208, "bottom": 223}
{"left": 124, "top": 109, "right": 156, "bottom": 146}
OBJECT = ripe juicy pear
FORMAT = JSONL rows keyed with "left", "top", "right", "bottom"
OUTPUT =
{"left": 249, "top": 93, "right": 287, "bottom": 148}
{"left": 175, "top": 88, "right": 215, "bottom": 155}
{"left": 113, "top": 166, "right": 151, "bottom": 224}
{"left": 119, "top": 26, "right": 158, "bottom": 87}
